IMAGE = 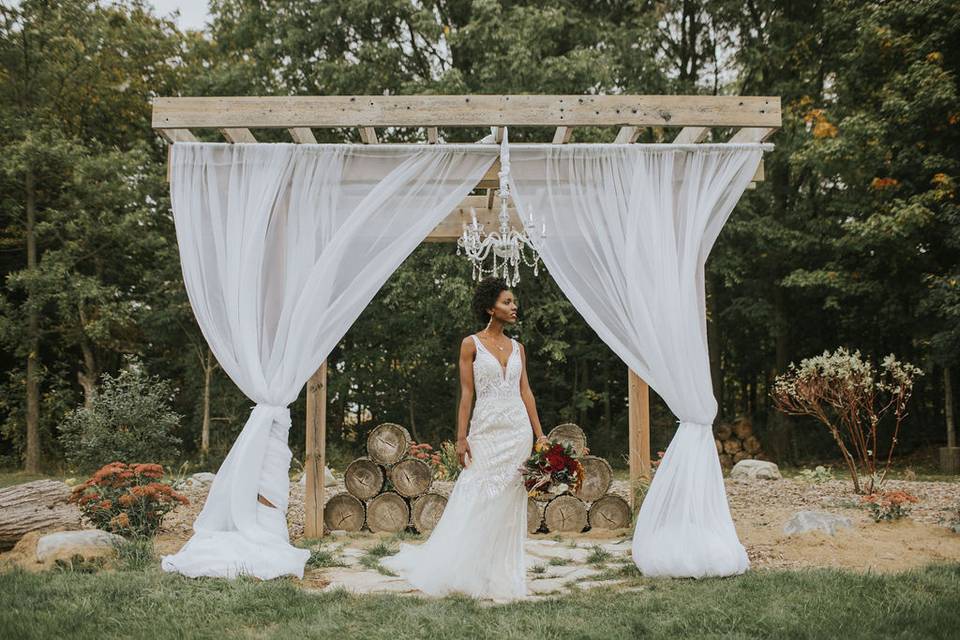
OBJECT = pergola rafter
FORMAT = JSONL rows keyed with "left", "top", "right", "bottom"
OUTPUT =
{"left": 152, "top": 94, "right": 781, "bottom": 538}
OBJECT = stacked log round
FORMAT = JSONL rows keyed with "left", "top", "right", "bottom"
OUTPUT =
{"left": 367, "top": 423, "right": 411, "bottom": 465}
{"left": 544, "top": 494, "right": 588, "bottom": 533}
{"left": 412, "top": 493, "right": 447, "bottom": 532}
{"left": 713, "top": 417, "right": 769, "bottom": 470}
{"left": 366, "top": 491, "right": 409, "bottom": 533}
{"left": 588, "top": 495, "right": 631, "bottom": 530}
{"left": 323, "top": 493, "right": 365, "bottom": 532}
{"left": 344, "top": 458, "right": 385, "bottom": 500}
{"left": 527, "top": 497, "right": 545, "bottom": 534}
{"left": 389, "top": 458, "right": 433, "bottom": 498}
{"left": 575, "top": 456, "right": 612, "bottom": 502}
{"left": 534, "top": 423, "right": 637, "bottom": 534}
{"left": 546, "top": 423, "right": 588, "bottom": 455}
{"left": 325, "top": 422, "right": 442, "bottom": 534}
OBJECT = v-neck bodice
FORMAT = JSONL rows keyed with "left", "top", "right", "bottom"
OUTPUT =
{"left": 470, "top": 334, "right": 521, "bottom": 401}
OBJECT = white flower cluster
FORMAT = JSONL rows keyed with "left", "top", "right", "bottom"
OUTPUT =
{"left": 773, "top": 347, "right": 922, "bottom": 401}
{"left": 878, "top": 353, "right": 924, "bottom": 392}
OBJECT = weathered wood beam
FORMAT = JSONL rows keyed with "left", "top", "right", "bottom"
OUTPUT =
{"left": 152, "top": 95, "right": 782, "bottom": 129}
{"left": 727, "top": 127, "right": 776, "bottom": 143}
{"left": 158, "top": 128, "right": 197, "bottom": 143}
{"left": 288, "top": 127, "right": 317, "bottom": 143}
{"left": 426, "top": 127, "right": 439, "bottom": 144}
{"left": 492, "top": 126, "right": 504, "bottom": 143}
{"left": 304, "top": 361, "right": 327, "bottom": 538}
{"left": 426, "top": 195, "right": 521, "bottom": 241}
{"left": 614, "top": 126, "right": 640, "bottom": 144}
{"left": 220, "top": 128, "right": 257, "bottom": 143}
{"left": 359, "top": 127, "right": 378, "bottom": 144}
{"left": 672, "top": 126, "right": 709, "bottom": 144}
{"left": 628, "top": 369, "right": 652, "bottom": 510}
{"left": 552, "top": 126, "right": 573, "bottom": 144}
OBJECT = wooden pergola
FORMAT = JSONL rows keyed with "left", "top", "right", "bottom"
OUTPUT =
{"left": 152, "top": 94, "right": 781, "bottom": 538}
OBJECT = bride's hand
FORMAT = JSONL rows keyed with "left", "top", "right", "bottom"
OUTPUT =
{"left": 457, "top": 437, "right": 471, "bottom": 467}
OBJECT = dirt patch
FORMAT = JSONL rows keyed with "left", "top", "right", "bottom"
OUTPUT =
{"left": 4, "top": 474, "right": 958, "bottom": 577}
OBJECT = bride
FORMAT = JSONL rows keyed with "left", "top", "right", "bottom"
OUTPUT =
{"left": 381, "top": 277, "right": 548, "bottom": 600}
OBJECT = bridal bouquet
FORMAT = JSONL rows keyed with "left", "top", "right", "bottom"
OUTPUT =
{"left": 520, "top": 441, "right": 584, "bottom": 499}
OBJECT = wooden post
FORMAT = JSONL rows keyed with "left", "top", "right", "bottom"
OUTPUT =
{"left": 304, "top": 361, "right": 327, "bottom": 538}
{"left": 628, "top": 369, "right": 651, "bottom": 510}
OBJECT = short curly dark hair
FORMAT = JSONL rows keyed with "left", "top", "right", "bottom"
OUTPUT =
{"left": 472, "top": 277, "right": 510, "bottom": 326}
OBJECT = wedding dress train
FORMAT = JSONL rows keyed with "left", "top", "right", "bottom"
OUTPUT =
{"left": 381, "top": 335, "right": 533, "bottom": 600}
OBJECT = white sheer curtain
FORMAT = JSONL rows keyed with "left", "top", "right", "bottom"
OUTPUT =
{"left": 509, "top": 143, "right": 769, "bottom": 578}
{"left": 160, "top": 142, "right": 496, "bottom": 579}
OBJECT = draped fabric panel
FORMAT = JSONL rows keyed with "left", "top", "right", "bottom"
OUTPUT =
{"left": 161, "top": 143, "right": 497, "bottom": 579}
{"left": 508, "top": 143, "right": 769, "bottom": 578}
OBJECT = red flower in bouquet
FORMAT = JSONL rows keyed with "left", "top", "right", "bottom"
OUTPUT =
{"left": 520, "top": 440, "right": 584, "bottom": 498}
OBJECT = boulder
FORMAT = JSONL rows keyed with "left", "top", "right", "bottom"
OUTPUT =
{"left": 184, "top": 472, "right": 216, "bottom": 488}
{"left": 783, "top": 510, "right": 853, "bottom": 536}
{"left": 35, "top": 530, "right": 124, "bottom": 563}
{"left": 730, "top": 459, "right": 782, "bottom": 480}
{"left": 298, "top": 467, "right": 337, "bottom": 486}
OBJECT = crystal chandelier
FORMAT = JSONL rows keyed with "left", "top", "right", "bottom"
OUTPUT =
{"left": 456, "top": 126, "right": 545, "bottom": 286}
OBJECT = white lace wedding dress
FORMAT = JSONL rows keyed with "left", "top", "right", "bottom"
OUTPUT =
{"left": 381, "top": 334, "right": 533, "bottom": 600}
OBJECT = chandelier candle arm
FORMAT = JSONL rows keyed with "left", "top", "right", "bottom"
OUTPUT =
{"left": 456, "top": 126, "right": 544, "bottom": 285}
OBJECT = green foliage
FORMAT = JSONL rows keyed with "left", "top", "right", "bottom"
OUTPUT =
{"left": 0, "top": 0, "right": 959, "bottom": 474}
{"left": 58, "top": 360, "right": 182, "bottom": 472}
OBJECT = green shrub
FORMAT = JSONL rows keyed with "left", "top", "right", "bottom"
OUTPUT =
{"left": 58, "top": 357, "right": 182, "bottom": 472}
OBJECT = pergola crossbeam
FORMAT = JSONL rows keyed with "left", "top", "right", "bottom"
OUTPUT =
{"left": 673, "top": 126, "right": 709, "bottom": 144}
{"left": 552, "top": 126, "right": 573, "bottom": 144}
{"left": 220, "top": 128, "right": 257, "bottom": 143}
{"left": 153, "top": 95, "right": 780, "bottom": 129}
{"left": 288, "top": 127, "right": 317, "bottom": 144}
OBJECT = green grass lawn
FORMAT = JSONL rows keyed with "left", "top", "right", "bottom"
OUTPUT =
{"left": 2, "top": 561, "right": 958, "bottom": 640}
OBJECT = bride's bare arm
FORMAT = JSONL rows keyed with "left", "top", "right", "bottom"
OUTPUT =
{"left": 456, "top": 337, "right": 476, "bottom": 465}
{"left": 518, "top": 343, "right": 547, "bottom": 443}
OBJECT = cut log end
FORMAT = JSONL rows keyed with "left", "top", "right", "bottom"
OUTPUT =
{"left": 366, "top": 492, "right": 409, "bottom": 533}
{"left": 411, "top": 493, "right": 447, "bottom": 533}
{"left": 323, "top": 493, "right": 365, "bottom": 532}
{"left": 367, "top": 423, "right": 411, "bottom": 465}
{"left": 344, "top": 458, "right": 385, "bottom": 500}
{"left": 588, "top": 495, "right": 631, "bottom": 531}
{"left": 543, "top": 494, "right": 588, "bottom": 533}
{"left": 389, "top": 458, "right": 433, "bottom": 498}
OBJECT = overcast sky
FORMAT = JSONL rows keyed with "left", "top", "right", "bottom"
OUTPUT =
{"left": 150, "top": 0, "right": 211, "bottom": 31}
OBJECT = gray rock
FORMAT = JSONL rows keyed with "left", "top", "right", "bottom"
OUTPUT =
{"left": 730, "top": 459, "right": 782, "bottom": 480}
{"left": 298, "top": 467, "right": 337, "bottom": 486}
{"left": 783, "top": 510, "right": 853, "bottom": 536}
{"left": 184, "top": 472, "right": 216, "bottom": 488}
{"left": 36, "top": 530, "right": 124, "bottom": 563}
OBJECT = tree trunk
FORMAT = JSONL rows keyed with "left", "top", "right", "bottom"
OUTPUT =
{"left": 0, "top": 480, "right": 82, "bottom": 550}
{"left": 77, "top": 315, "right": 98, "bottom": 409}
{"left": 24, "top": 168, "right": 40, "bottom": 473}
{"left": 946, "top": 366, "right": 956, "bottom": 449}
{"left": 408, "top": 393, "right": 419, "bottom": 442}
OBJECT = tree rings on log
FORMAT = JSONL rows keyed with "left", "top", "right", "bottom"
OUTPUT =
{"left": 546, "top": 423, "right": 587, "bottom": 455}
{"left": 323, "top": 493, "right": 365, "bottom": 532}
{"left": 714, "top": 423, "right": 732, "bottom": 440}
{"left": 733, "top": 418, "right": 753, "bottom": 440}
{"left": 527, "top": 497, "right": 545, "bottom": 534}
{"left": 588, "top": 495, "right": 631, "bottom": 531}
{"left": 366, "top": 491, "right": 409, "bottom": 533}
{"left": 722, "top": 438, "right": 742, "bottom": 454}
{"left": 543, "top": 494, "right": 587, "bottom": 533}
{"left": 743, "top": 435, "right": 762, "bottom": 454}
{"left": 389, "top": 458, "right": 433, "bottom": 498}
{"left": 575, "top": 456, "right": 612, "bottom": 502}
{"left": 344, "top": 457, "right": 385, "bottom": 500}
{"left": 411, "top": 493, "right": 447, "bottom": 532}
{"left": 367, "top": 423, "right": 411, "bottom": 465}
